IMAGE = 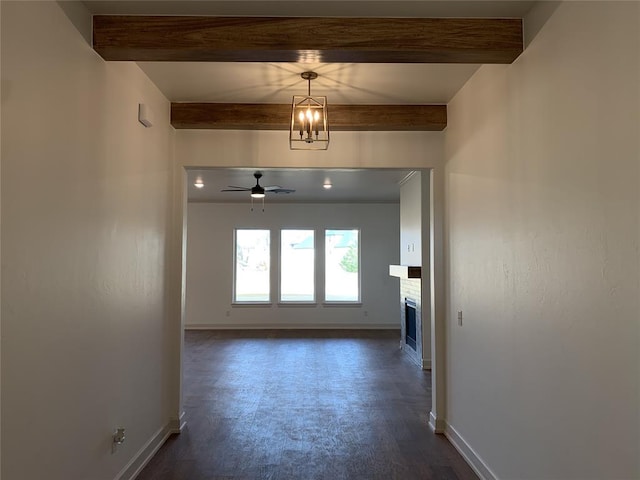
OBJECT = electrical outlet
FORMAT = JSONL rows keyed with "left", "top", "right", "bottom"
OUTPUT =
{"left": 112, "top": 428, "right": 126, "bottom": 454}
{"left": 226, "top": 310, "right": 231, "bottom": 317}
{"left": 457, "top": 311, "right": 463, "bottom": 326}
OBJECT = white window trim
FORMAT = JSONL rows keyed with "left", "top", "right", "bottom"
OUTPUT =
{"left": 279, "top": 228, "right": 316, "bottom": 304}
{"left": 233, "top": 228, "right": 272, "bottom": 304}
{"left": 324, "top": 228, "right": 361, "bottom": 303}
{"left": 232, "top": 227, "right": 362, "bottom": 306}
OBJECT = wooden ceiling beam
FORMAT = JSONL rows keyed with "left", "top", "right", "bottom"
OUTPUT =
{"left": 171, "top": 103, "right": 447, "bottom": 131}
{"left": 93, "top": 16, "right": 523, "bottom": 64}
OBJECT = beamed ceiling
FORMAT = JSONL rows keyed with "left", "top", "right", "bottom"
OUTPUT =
{"left": 91, "top": 8, "right": 526, "bottom": 131}
{"left": 85, "top": 1, "right": 532, "bottom": 203}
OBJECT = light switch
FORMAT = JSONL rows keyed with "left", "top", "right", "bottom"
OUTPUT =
{"left": 457, "top": 311, "right": 463, "bottom": 326}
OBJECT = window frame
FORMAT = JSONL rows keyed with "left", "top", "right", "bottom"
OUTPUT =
{"left": 278, "top": 228, "right": 316, "bottom": 304}
{"left": 323, "top": 228, "right": 361, "bottom": 304}
{"left": 232, "top": 228, "right": 272, "bottom": 304}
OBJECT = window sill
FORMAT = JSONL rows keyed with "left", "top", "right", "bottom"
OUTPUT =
{"left": 232, "top": 302, "right": 272, "bottom": 307}
{"left": 277, "top": 302, "right": 318, "bottom": 308}
{"left": 322, "top": 302, "right": 363, "bottom": 307}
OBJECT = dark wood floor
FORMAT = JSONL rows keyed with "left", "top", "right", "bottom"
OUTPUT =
{"left": 137, "top": 329, "right": 478, "bottom": 480}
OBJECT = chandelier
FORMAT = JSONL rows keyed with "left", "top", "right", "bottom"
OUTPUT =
{"left": 290, "top": 71, "right": 329, "bottom": 150}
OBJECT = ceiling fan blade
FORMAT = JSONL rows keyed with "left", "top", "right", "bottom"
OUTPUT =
{"left": 263, "top": 185, "right": 283, "bottom": 191}
{"left": 225, "top": 186, "right": 251, "bottom": 190}
{"left": 268, "top": 188, "right": 296, "bottom": 194}
{"left": 221, "top": 188, "right": 249, "bottom": 192}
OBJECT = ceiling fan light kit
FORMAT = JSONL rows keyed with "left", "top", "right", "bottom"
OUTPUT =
{"left": 290, "top": 71, "right": 329, "bottom": 151}
{"left": 250, "top": 175, "right": 265, "bottom": 198}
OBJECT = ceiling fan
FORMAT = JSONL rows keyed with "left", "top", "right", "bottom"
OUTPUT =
{"left": 221, "top": 171, "right": 295, "bottom": 198}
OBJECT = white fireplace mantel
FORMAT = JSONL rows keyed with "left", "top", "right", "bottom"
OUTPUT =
{"left": 388, "top": 265, "right": 422, "bottom": 279}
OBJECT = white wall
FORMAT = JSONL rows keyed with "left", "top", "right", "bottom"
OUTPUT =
{"left": 0, "top": 2, "right": 3, "bottom": 475}
{"left": 176, "top": 129, "right": 444, "bottom": 169}
{"left": 399, "top": 172, "right": 434, "bottom": 368}
{"left": 186, "top": 202, "right": 400, "bottom": 328}
{"left": 444, "top": 2, "right": 639, "bottom": 478}
{"left": 1, "top": 2, "right": 175, "bottom": 479}
{"left": 400, "top": 173, "right": 422, "bottom": 266}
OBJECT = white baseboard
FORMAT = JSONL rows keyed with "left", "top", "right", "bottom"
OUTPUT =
{"left": 444, "top": 422, "right": 497, "bottom": 480}
{"left": 114, "top": 422, "right": 173, "bottom": 480}
{"left": 428, "top": 411, "right": 446, "bottom": 433}
{"left": 169, "top": 411, "right": 187, "bottom": 433}
{"left": 185, "top": 323, "right": 399, "bottom": 330}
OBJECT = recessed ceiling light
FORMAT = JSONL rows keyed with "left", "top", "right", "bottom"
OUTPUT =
{"left": 194, "top": 179, "right": 204, "bottom": 189}
{"left": 323, "top": 183, "right": 332, "bottom": 189}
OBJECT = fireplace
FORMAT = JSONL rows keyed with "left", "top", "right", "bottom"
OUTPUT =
{"left": 405, "top": 298, "right": 417, "bottom": 350}
{"left": 389, "top": 265, "right": 424, "bottom": 368}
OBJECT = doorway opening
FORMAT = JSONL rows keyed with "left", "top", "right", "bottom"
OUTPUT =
{"left": 174, "top": 166, "right": 445, "bottom": 433}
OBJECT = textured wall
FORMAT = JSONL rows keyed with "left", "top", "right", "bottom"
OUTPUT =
{"left": 1, "top": 2, "right": 174, "bottom": 479}
{"left": 444, "top": 2, "right": 639, "bottom": 478}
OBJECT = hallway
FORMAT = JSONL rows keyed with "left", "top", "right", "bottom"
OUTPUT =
{"left": 137, "top": 330, "right": 477, "bottom": 480}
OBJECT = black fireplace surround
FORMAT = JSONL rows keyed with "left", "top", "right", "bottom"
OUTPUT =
{"left": 405, "top": 297, "right": 417, "bottom": 350}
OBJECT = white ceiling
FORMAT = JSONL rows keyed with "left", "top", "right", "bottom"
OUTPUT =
{"left": 187, "top": 168, "right": 416, "bottom": 203}
{"left": 83, "top": 0, "right": 535, "bottom": 202}
{"left": 137, "top": 62, "right": 481, "bottom": 104}
{"left": 83, "top": 1, "right": 535, "bottom": 18}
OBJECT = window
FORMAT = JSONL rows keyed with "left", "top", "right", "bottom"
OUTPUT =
{"left": 233, "top": 228, "right": 361, "bottom": 304}
{"left": 280, "top": 229, "right": 315, "bottom": 302}
{"left": 325, "top": 229, "right": 360, "bottom": 302}
{"left": 234, "top": 229, "right": 270, "bottom": 302}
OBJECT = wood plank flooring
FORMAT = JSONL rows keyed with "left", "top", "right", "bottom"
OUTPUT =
{"left": 137, "top": 330, "right": 478, "bottom": 480}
